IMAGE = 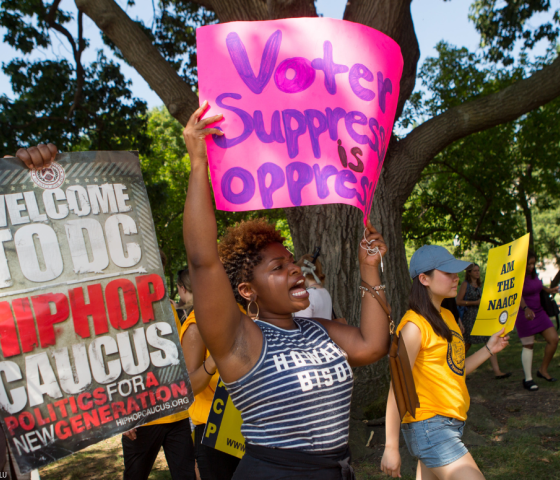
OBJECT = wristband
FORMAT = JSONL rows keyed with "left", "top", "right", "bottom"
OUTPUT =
{"left": 203, "top": 360, "right": 215, "bottom": 376}
{"left": 485, "top": 344, "right": 494, "bottom": 356}
{"left": 522, "top": 306, "right": 528, "bottom": 311}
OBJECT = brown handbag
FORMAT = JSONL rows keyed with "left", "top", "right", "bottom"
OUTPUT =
{"left": 361, "top": 281, "right": 419, "bottom": 421}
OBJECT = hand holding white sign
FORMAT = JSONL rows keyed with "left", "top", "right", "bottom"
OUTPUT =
{"left": 4, "top": 143, "right": 58, "bottom": 170}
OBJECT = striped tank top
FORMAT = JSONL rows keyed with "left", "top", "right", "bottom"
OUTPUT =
{"left": 224, "top": 318, "right": 353, "bottom": 451}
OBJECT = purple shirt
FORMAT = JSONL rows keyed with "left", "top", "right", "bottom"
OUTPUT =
{"left": 516, "top": 274, "right": 554, "bottom": 338}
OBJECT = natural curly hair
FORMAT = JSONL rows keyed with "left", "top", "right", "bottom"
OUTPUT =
{"left": 218, "top": 218, "right": 285, "bottom": 306}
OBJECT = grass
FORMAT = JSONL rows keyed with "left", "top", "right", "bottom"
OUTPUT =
{"left": 39, "top": 330, "right": 560, "bottom": 479}
{"left": 39, "top": 435, "right": 171, "bottom": 480}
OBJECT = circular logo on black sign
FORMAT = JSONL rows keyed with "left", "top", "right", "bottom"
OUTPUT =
{"left": 31, "top": 163, "right": 65, "bottom": 190}
{"left": 499, "top": 310, "right": 508, "bottom": 325}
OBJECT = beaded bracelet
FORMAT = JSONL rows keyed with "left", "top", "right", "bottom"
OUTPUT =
{"left": 359, "top": 283, "right": 386, "bottom": 297}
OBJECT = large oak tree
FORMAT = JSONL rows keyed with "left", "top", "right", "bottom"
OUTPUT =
{"left": 5, "top": 0, "right": 560, "bottom": 412}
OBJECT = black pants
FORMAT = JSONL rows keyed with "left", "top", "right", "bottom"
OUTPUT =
{"left": 233, "top": 443, "right": 354, "bottom": 480}
{"left": 194, "top": 424, "right": 240, "bottom": 480}
{"left": 122, "top": 419, "right": 195, "bottom": 480}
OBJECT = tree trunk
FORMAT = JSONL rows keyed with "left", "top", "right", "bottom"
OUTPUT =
{"left": 284, "top": 204, "right": 392, "bottom": 413}
{"left": 370, "top": 173, "right": 412, "bottom": 325}
{"left": 285, "top": 204, "right": 362, "bottom": 324}
{"left": 518, "top": 188, "right": 535, "bottom": 251}
{"left": 76, "top": 0, "right": 199, "bottom": 125}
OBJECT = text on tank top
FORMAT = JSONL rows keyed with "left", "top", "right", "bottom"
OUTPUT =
{"left": 224, "top": 318, "right": 353, "bottom": 452}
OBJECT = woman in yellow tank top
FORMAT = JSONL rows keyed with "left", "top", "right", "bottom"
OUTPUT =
{"left": 181, "top": 309, "right": 240, "bottom": 480}
{"left": 381, "top": 246, "right": 510, "bottom": 479}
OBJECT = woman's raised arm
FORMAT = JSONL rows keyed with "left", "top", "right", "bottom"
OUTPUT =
{"left": 182, "top": 102, "right": 259, "bottom": 375}
{"left": 316, "top": 220, "right": 390, "bottom": 366}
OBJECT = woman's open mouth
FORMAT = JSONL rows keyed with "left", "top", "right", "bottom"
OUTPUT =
{"left": 290, "top": 278, "right": 309, "bottom": 298}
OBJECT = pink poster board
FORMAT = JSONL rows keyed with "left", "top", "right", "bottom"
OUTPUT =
{"left": 196, "top": 18, "right": 403, "bottom": 220}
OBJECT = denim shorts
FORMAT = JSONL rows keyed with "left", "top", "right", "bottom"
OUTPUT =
{"left": 401, "top": 415, "right": 468, "bottom": 468}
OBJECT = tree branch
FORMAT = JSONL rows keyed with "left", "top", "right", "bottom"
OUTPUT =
{"left": 193, "top": 0, "right": 268, "bottom": 22}
{"left": 472, "top": 197, "right": 492, "bottom": 240}
{"left": 343, "top": 0, "right": 408, "bottom": 38}
{"left": 68, "top": 10, "right": 85, "bottom": 117}
{"left": 424, "top": 201, "right": 459, "bottom": 223}
{"left": 388, "top": 54, "right": 560, "bottom": 206}
{"left": 432, "top": 160, "right": 487, "bottom": 199}
{"left": 75, "top": 0, "right": 198, "bottom": 125}
{"left": 343, "top": 0, "right": 418, "bottom": 121}
{"left": 188, "top": 0, "right": 215, "bottom": 9}
{"left": 267, "top": 0, "right": 317, "bottom": 19}
{"left": 45, "top": 7, "right": 78, "bottom": 54}
{"left": 471, "top": 234, "right": 501, "bottom": 246}
{"left": 164, "top": 210, "right": 183, "bottom": 228}
{"left": 406, "top": 227, "right": 448, "bottom": 240}
{"left": 44, "top": 1, "right": 86, "bottom": 117}
{"left": 46, "top": 0, "right": 64, "bottom": 24}
{"left": 393, "top": 5, "right": 419, "bottom": 120}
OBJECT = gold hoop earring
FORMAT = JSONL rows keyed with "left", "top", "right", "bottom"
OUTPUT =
{"left": 247, "top": 300, "right": 259, "bottom": 320}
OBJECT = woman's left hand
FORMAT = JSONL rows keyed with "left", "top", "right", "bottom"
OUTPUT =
{"left": 358, "top": 219, "right": 387, "bottom": 269}
{"left": 487, "top": 328, "right": 510, "bottom": 355}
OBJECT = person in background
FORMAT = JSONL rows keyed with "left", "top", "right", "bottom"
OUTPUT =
{"left": 176, "top": 268, "right": 194, "bottom": 324}
{"left": 180, "top": 307, "right": 241, "bottom": 480}
{"left": 295, "top": 253, "right": 333, "bottom": 319}
{"left": 121, "top": 252, "right": 196, "bottom": 479}
{"left": 457, "top": 263, "right": 510, "bottom": 380}
{"left": 516, "top": 250, "right": 560, "bottom": 391}
{"left": 381, "top": 245, "right": 509, "bottom": 479}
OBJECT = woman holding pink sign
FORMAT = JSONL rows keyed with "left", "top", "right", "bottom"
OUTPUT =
{"left": 182, "top": 101, "right": 391, "bottom": 479}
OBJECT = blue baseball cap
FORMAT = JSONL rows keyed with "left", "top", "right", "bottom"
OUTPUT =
{"left": 409, "top": 245, "right": 471, "bottom": 278}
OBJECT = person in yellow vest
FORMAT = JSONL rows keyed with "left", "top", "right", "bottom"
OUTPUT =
{"left": 120, "top": 256, "right": 196, "bottom": 480}
{"left": 181, "top": 308, "right": 241, "bottom": 480}
{"left": 381, "top": 246, "right": 510, "bottom": 479}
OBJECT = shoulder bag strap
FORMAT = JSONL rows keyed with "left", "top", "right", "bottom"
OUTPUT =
{"left": 360, "top": 279, "right": 419, "bottom": 420}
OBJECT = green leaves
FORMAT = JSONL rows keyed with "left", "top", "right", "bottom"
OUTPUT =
{"left": 402, "top": 43, "right": 560, "bottom": 256}
{"left": 0, "top": 1, "right": 149, "bottom": 154}
{"left": 0, "top": 52, "right": 148, "bottom": 153}
{"left": 470, "top": 0, "right": 560, "bottom": 64}
{"left": 101, "top": 0, "right": 217, "bottom": 83}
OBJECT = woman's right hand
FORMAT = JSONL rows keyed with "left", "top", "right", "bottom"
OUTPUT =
{"left": 525, "top": 308, "right": 535, "bottom": 320}
{"left": 122, "top": 428, "right": 137, "bottom": 441}
{"left": 182, "top": 100, "right": 223, "bottom": 166}
{"left": 381, "top": 446, "right": 401, "bottom": 477}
